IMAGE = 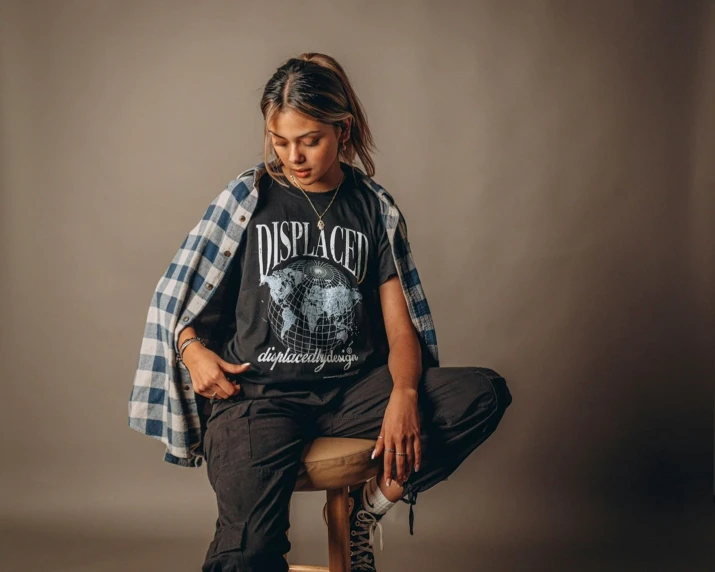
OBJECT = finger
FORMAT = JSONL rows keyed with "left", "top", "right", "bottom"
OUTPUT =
{"left": 220, "top": 360, "right": 252, "bottom": 375}
{"left": 372, "top": 427, "right": 385, "bottom": 459}
{"left": 202, "top": 383, "right": 229, "bottom": 400}
{"left": 404, "top": 436, "right": 415, "bottom": 479}
{"left": 215, "top": 375, "right": 240, "bottom": 397}
{"left": 383, "top": 440, "right": 395, "bottom": 486}
{"left": 413, "top": 436, "right": 422, "bottom": 472}
{"left": 395, "top": 437, "right": 408, "bottom": 484}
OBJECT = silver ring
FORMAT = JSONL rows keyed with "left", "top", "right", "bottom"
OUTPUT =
{"left": 211, "top": 391, "right": 217, "bottom": 398}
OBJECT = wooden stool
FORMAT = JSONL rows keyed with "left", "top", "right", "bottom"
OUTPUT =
{"left": 286, "top": 437, "right": 380, "bottom": 572}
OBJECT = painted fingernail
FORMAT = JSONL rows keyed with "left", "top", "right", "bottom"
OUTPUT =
{"left": 415, "top": 465, "right": 420, "bottom": 472}
{"left": 386, "top": 478, "right": 392, "bottom": 487}
{"left": 371, "top": 449, "right": 375, "bottom": 459}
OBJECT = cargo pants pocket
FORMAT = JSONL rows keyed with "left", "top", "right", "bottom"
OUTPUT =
{"left": 204, "top": 399, "right": 253, "bottom": 487}
{"left": 210, "top": 522, "right": 247, "bottom": 556}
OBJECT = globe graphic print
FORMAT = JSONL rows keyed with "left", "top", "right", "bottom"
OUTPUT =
{"left": 260, "top": 259, "right": 362, "bottom": 353}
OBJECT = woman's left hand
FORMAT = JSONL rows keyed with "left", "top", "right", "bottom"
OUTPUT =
{"left": 372, "top": 387, "right": 421, "bottom": 486}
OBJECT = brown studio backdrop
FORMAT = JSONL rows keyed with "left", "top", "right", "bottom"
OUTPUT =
{"left": 0, "top": 0, "right": 713, "bottom": 570}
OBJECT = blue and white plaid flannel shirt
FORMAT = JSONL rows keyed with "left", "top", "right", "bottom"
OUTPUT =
{"left": 128, "top": 161, "right": 439, "bottom": 467}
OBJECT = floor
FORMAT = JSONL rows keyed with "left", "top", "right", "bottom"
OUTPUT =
{"left": 1, "top": 519, "right": 713, "bottom": 571}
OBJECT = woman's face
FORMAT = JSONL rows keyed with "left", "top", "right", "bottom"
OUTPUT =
{"left": 267, "top": 108, "right": 348, "bottom": 189}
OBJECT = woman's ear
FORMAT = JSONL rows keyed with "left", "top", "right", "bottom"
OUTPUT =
{"left": 342, "top": 118, "right": 352, "bottom": 141}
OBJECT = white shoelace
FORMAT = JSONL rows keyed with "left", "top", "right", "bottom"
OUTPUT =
{"left": 353, "top": 509, "right": 384, "bottom": 551}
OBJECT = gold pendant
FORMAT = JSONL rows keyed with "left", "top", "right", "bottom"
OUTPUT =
{"left": 317, "top": 219, "right": 325, "bottom": 230}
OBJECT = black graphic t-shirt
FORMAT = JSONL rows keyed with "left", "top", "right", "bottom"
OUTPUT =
{"left": 221, "top": 164, "right": 398, "bottom": 384}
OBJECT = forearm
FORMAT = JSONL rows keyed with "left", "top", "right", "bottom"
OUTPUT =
{"left": 387, "top": 330, "right": 422, "bottom": 392}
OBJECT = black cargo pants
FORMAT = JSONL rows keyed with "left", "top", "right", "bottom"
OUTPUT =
{"left": 201, "top": 364, "right": 513, "bottom": 572}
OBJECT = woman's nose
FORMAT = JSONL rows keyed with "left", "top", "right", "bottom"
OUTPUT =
{"left": 289, "top": 145, "right": 304, "bottom": 163}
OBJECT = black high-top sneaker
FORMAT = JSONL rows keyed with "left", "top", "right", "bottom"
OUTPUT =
{"left": 322, "top": 483, "right": 385, "bottom": 571}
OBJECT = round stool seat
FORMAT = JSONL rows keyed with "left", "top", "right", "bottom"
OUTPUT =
{"left": 295, "top": 437, "right": 379, "bottom": 492}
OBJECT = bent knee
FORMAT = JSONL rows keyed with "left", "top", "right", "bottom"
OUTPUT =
{"left": 472, "top": 367, "right": 512, "bottom": 412}
{"left": 427, "top": 366, "right": 510, "bottom": 426}
{"left": 461, "top": 366, "right": 512, "bottom": 423}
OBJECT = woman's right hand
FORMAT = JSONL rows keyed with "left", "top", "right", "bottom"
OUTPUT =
{"left": 181, "top": 343, "right": 251, "bottom": 400}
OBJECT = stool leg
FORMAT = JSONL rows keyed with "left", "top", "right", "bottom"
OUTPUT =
{"left": 326, "top": 487, "right": 350, "bottom": 572}
{"left": 284, "top": 500, "right": 291, "bottom": 565}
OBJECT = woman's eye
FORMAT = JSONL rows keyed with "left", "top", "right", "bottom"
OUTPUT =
{"left": 273, "top": 139, "right": 319, "bottom": 148}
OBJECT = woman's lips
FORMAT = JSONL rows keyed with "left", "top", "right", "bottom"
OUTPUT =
{"left": 294, "top": 169, "right": 311, "bottom": 178}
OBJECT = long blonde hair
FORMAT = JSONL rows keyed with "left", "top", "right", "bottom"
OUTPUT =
{"left": 259, "top": 53, "right": 377, "bottom": 186}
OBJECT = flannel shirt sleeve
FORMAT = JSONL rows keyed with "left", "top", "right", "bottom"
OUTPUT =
{"left": 128, "top": 180, "right": 247, "bottom": 467}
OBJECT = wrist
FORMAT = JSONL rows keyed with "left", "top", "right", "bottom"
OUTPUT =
{"left": 392, "top": 386, "right": 418, "bottom": 396}
{"left": 179, "top": 337, "right": 206, "bottom": 364}
{"left": 183, "top": 343, "right": 208, "bottom": 368}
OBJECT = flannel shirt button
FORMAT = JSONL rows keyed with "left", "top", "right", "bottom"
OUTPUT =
{"left": 183, "top": 385, "right": 190, "bottom": 391}
{"left": 182, "top": 316, "right": 189, "bottom": 322}
{"left": 239, "top": 215, "right": 246, "bottom": 222}
{"left": 223, "top": 250, "right": 231, "bottom": 257}
{"left": 205, "top": 284, "right": 213, "bottom": 290}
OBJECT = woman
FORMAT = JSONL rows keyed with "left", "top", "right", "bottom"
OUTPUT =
{"left": 129, "top": 52, "right": 512, "bottom": 572}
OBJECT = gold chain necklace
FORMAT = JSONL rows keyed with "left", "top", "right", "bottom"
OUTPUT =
{"left": 288, "top": 171, "right": 345, "bottom": 230}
